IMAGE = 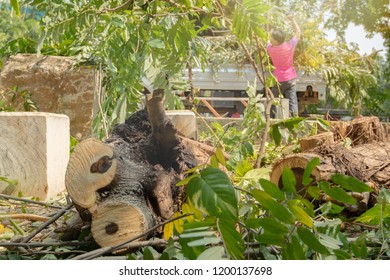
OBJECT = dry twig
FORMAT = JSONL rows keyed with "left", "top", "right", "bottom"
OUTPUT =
{"left": 20, "top": 197, "right": 73, "bottom": 243}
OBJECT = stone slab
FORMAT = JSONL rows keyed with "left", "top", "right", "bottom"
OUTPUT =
{"left": 0, "top": 112, "right": 70, "bottom": 200}
{"left": 0, "top": 54, "right": 97, "bottom": 139}
{"left": 166, "top": 110, "right": 197, "bottom": 139}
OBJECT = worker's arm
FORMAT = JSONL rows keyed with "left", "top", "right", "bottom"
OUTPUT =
{"left": 288, "top": 14, "right": 301, "bottom": 40}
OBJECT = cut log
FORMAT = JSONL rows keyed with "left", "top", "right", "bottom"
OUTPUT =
{"left": 270, "top": 142, "right": 390, "bottom": 195}
{"left": 91, "top": 184, "right": 155, "bottom": 248}
{"left": 65, "top": 138, "right": 117, "bottom": 209}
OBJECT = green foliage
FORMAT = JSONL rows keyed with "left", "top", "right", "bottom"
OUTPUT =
{"left": 231, "top": 0, "right": 269, "bottom": 42}
{"left": 0, "top": 176, "right": 18, "bottom": 196}
{"left": 185, "top": 166, "right": 244, "bottom": 259}
{"left": 0, "top": 3, "right": 40, "bottom": 63}
{"left": 0, "top": 86, "right": 38, "bottom": 112}
{"left": 156, "top": 154, "right": 390, "bottom": 260}
{"left": 234, "top": 157, "right": 389, "bottom": 260}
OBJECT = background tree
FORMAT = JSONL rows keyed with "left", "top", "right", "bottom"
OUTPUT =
{"left": 3, "top": 0, "right": 388, "bottom": 128}
{"left": 0, "top": 2, "right": 40, "bottom": 60}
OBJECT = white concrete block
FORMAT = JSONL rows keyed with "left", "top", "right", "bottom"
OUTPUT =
{"left": 0, "top": 112, "right": 70, "bottom": 200}
{"left": 166, "top": 110, "right": 197, "bottom": 139}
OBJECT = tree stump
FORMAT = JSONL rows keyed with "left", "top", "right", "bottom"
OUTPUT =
{"left": 300, "top": 131, "right": 335, "bottom": 152}
{"left": 65, "top": 93, "right": 212, "bottom": 248}
{"left": 270, "top": 142, "right": 390, "bottom": 194}
{"left": 329, "top": 116, "right": 385, "bottom": 145}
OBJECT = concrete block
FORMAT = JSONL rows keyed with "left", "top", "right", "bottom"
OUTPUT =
{"left": 0, "top": 112, "right": 70, "bottom": 200}
{"left": 0, "top": 54, "right": 97, "bottom": 139}
{"left": 166, "top": 110, "right": 197, "bottom": 139}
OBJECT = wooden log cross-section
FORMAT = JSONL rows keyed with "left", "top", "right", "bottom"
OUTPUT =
{"left": 65, "top": 92, "right": 213, "bottom": 248}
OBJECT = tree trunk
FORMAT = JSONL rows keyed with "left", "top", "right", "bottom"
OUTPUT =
{"left": 65, "top": 94, "right": 211, "bottom": 248}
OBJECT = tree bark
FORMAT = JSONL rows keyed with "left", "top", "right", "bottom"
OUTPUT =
{"left": 65, "top": 95, "right": 210, "bottom": 248}
{"left": 271, "top": 142, "right": 390, "bottom": 193}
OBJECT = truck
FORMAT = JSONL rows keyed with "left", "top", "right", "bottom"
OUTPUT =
{"left": 183, "top": 64, "right": 327, "bottom": 119}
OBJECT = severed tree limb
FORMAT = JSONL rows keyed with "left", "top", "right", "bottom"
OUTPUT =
{"left": 0, "top": 241, "right": 91, "bottom": 248}
{"left": 0, "top": 214, "right": 49, "bottom": 222}
{"left": 179, "top": 136, "right": 230, "bottom": 160}
{"left": 72, "top": 213, "right": 192, "bottom": 260}
{"left": 146, "top": 89, "right": 181, "bottom": 154}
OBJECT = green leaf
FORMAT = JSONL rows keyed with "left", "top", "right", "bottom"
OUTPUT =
{"left": 252, "top": 190, "right": 294, "bottom": 224}
{"left": 187, "top": 237, "right": 221, "bottom": 247}
{"left": 302, "top": 157, "right": 320, "bottom": 186}
{"left": 331, "top": 174, "right": 373, "bottom": 193}
{"left": 215, "top": 147, "right": 226, "bottom": 166}
{"left": 210, "top": 155, "right": 219, "bottom": 168}
{"left": 232, "top": 1, "right": 270, "bottom": 42}
{"left": 10, "top": 0, "right": 21, "bottom": 17}
{"left": 355, "top": 204, "right": 390, "bottom": 225}
{"left": 320, "top": 201, "right": 345, "bottom": 215}
{"left": 282, "top": 168, "right": 296, "bottom": 193}
{"left": 316, "top": 119, "right": 331, "bottom": 131}
{"left": 380, "top": 188, "right": 390, "bottom": 204}
{"left": 235, "top": 159, "right": 254, "bottom": 178}
{"left": 259, "top": 179, "right": 285, "bottom": 200}
{"left": 351, "top": 235, "right": 368, "bottom": 258}
{"left": 287, "top": 201, "right": 313, "bottom": 228}
{"left": 244, "top": 217, "right": 262, "bottom": 229}
{"left": 147, "top": 39, "right": 165, "bottom": 49}
{"left": 317, "top": 233, "right": 343, "bottom": 250}
{"left": 197, "top": 246, "right": 226, "bottom": 260}
{"left": 297, "top": 227, "right": 329, "bottom": 255}
{"left": 182, "top": 218, "right": 216, "bottom": 230}
{"left": 187, "top": 167, "right": 238, "bottom": 220}
{"left": 333, "top": 249, "right": 351, "bottom": 260}
{"left": 307, "top": 185, "right": 321, "bottom": 199}
{"left": 176, "top": 173, "right": 198, "bottom": 186}
{"left": 242, "top": 168, "right": 270, "bottom": 182}
{"left": 257, "top": 217, "right": 289, "bottom": 234}
{"left": 269, "top": 124, "right": 282, "bottom": 145}
{"left": 217, "top": 219, "right": 244, "bottom": 260}
{"left": 257, "top": 233, "right": 286, "bottom": 246}
{"left": 180, "top": 231, "right": 216, "bottom": 239}
{"left": 143, "top": 247, "right": 157, "bottom": 260}
{"left": 319, "top": 181, "right": 356, "bottom": 205}
{"left": 282, "top": 236, "right": 306, "bottom": 260}
{"left": 281, "top": 117, "right": 305, "bottom": 130}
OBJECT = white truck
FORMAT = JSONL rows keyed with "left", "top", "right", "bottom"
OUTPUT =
{"left": 184, "top": 64, "right": 327, "bottom": 118}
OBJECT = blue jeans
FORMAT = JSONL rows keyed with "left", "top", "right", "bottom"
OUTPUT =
{"left": 270, "top": 79, "right": 298, "bottom": 118}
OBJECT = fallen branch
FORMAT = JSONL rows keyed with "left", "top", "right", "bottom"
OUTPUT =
{"left": 0, "top": 194, "right": 64, "bottom": 209}
{"left": 0, "top": 241, "right": 91, "bottom": 248}
{"left": 0, "top": 214, "right": 49, "bottom": 222}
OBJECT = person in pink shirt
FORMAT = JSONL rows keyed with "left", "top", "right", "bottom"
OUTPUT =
{"left": 267, "top": 14, "right": 301, "bottom": 117}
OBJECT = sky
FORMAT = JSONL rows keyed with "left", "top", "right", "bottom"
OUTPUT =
{"left": 326, "top": 24, "right": 386, "bottom": 56}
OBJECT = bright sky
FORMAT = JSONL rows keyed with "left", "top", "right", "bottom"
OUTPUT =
{"left": 326, "top": 24, "right": 386, "bottom": 56}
